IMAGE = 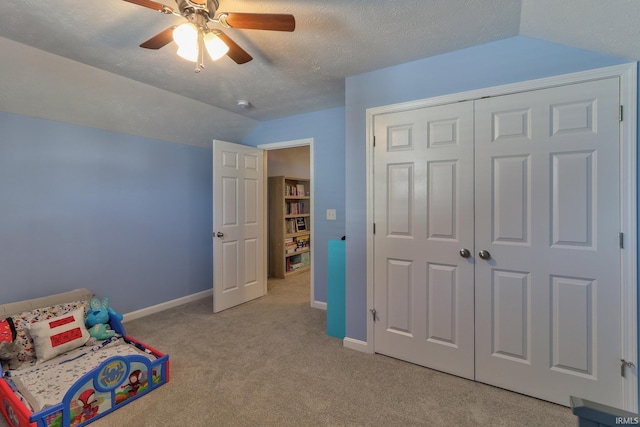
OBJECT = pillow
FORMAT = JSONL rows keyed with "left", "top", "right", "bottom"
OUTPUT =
{"left": 10, "top": 300, "right": 90, "bottom": 364}
{"left": 0, "top": 318, "right": 15, "bottom": 343}
{"left": 27, "top": 308, "right": 90, "bottom": 363}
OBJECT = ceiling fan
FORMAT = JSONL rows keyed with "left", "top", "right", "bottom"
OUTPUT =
{"left": 124, "top": 0, "right": 295, "bottom": 71}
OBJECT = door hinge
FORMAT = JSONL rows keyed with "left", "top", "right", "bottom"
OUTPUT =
{"left": 621, "top": 359, "right": 635, "bottom": 377}
{"left": 373, "top": 223, "right": 376, "bottom": 234}
{"left": 370, "top": 308, "right": 377, "bottom": 322}
{"left": 619, "top": 105, "right": 624, "bottom": 122}
{"left": 619, "top": 232, "right": 624, "bottom": 249}
{"left": 373, "top": 135, "right": 376, "bottom": 147}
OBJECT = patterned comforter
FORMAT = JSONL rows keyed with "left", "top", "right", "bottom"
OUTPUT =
{"left": 5, "top": 337, "right": 155, "bottom": 412}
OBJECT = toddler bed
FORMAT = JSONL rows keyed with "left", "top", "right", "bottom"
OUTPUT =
{"left": 0, "top": 289, "right": 169, "bottom": 427}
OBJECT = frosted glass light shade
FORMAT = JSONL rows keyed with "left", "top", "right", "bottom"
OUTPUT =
{"left": 173, "top": 23, "right": 198, "bottom": 47}
{"left": 177, "top": 45, "right": 198, "bottom": 62}
{"left": 204, "top": 33, "right": 229, "bottom": 60}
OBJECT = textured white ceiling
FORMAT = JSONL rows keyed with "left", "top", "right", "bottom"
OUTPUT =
{"left": 0, "top": 1, "right": 521, "bottom": 120}
{"left": 0, "top": 0, "right": 638, "bottom": 144}
{"left": 520, "top": 0, "right": 640, "bottom": 61}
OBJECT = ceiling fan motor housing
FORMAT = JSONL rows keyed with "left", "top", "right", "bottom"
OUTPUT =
{"left": 176, "top": 0, "right": 219, "bottom": 20}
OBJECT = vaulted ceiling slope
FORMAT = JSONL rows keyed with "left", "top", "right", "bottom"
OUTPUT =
{"left": 0, "top": 1, "right": 639, "bottom": 146}
{"left": 520, "top": 0, "right": 640, "bottom": 61}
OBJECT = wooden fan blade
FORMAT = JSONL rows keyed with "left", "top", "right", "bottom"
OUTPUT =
{"left": 222, "top": 13, "right": 295, "bottom": 32}
{"left": 123, "top": 0, "right": 174, "bottom": 13}
{"left": 216, "top": 31, "right": 253, "bottom": 64}
{"left": 140, "top": 26, "right": 176, "bottom": 49}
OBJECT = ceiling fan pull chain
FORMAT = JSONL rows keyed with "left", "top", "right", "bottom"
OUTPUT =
{"left": 195, "top": 46, "right": 201, "bottom": 72}
{"left": 195, "top": 36, "right": 205, "bottom": 73}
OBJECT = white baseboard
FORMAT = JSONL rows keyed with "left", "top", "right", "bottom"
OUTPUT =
{"left": 123, "top": 289, "right": 213, "bottom": 323}
{"left": 311, "top": 300, "right": 327, "bottom": 310}
{"left": 343, "top": 337, "right": 371, "bottom": 353}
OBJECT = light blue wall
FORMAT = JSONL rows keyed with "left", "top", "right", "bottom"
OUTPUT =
{"left": 345, "top": 35, "right": 630, "bottom": 341}
{"left": 243, "top": 107, "right": 346, "bottom": 303}
{"left": 1, "top": 105, "right": 345, "bottom": 312}
{"left": 0, "top": 112, "right": 213, "bottom": 312}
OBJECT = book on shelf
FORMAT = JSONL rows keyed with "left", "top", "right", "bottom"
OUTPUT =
{"left": 285, "top": 182, "right": 307, "bottom": 197}
{"left": 287, "top": 254, "right": 303, "bottom": 271}
{"left": 296, "top": 235, "right": 310, "bottom": 249}
{"left": 286, "top": 258, "right": 301, "bottom": 271}
{"left": 284, "top": 235, "right": 310, "bottom": 254}
{"left": 286, "top": 202, "right": 305, "bottom": 215}
{"left": 300, "top": 252, "right": 310, "bottom": 267}
{"left": 295, "top": 217, "right": 307, "bottom": 231}
{"left": 285, "top": 238, "right": 298, "bottom": 254}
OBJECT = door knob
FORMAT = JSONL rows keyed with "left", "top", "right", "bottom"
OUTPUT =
{"left": 459, "top": 248, "right": 471, "bottom": 258}
{"left": 216, "top": 232, "right": 224, "bottom": 238}
{"left": 478, "top": 250, "right": 491, "bottom": 260}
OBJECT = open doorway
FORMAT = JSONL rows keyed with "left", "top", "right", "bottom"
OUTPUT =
{"left": 259, "top": 138, "right": 315, "bottom": 308}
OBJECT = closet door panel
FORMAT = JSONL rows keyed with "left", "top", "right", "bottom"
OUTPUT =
{"left": 373, "top": 101, "right": 475, "bottom": 379}
{"left": 474, "top": 78, "right": 622, "bottom": 407}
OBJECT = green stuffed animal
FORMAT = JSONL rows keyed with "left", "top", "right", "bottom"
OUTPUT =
{"left": 87, "top": 323, "right": 115, "bottom": 340}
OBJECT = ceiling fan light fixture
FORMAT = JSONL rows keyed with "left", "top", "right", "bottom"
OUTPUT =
{"left": 173, "top": 23, "right": 198, "bottom": 47}
{"left": 128, "top": 0, "right": 297, "bottom": 67}
{"left": 204, "top": 32, "right": 229, "bottom": 60}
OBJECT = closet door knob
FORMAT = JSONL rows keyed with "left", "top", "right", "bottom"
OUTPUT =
{"left": 478, "top": 250, "right": 491, "bottom": 260}
{"left": 216, "top": 232, "right": 224, "bottom": 238}
{"left": 459, "top": 248, "right": 471, "bottom": 258}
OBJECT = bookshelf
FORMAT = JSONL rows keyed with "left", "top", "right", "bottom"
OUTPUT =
{"left": 268, "top": 176, "right": 311, "bottom": 278}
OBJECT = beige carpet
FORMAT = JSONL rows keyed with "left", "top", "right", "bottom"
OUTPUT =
{"left": 1, "top": 272, "right": 576, "bottom": 426}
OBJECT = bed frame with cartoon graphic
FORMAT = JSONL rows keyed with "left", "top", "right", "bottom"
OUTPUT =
{"left": 0, "top": 288, "right": 170, "bottom": 427}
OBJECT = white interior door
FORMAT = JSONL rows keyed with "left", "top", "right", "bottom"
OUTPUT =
{"left": 372, "top": 77, "right": 624, "bottom": 407}
{"left": 474, "top": 78, "right": 622, "bottom": 407}
{"left": 373, "top": 101, "right": 475, "bottom": 379}
{"left": 212, "top": 140, "right": 265, "bottom": 313}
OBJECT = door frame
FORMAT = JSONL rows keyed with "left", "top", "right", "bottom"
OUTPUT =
{"left": 364, "top": 63, "right": 637, "bottom": 411}
{"left": 258, "top": 138, "right": 318, "bottom": 308}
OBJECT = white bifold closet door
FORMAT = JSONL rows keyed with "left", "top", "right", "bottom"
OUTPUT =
{"left": 373, "top": 77, "right": 622, "bottom": 407}
{"left": 373, "top": 101, "right": 476, "bottom": 379}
